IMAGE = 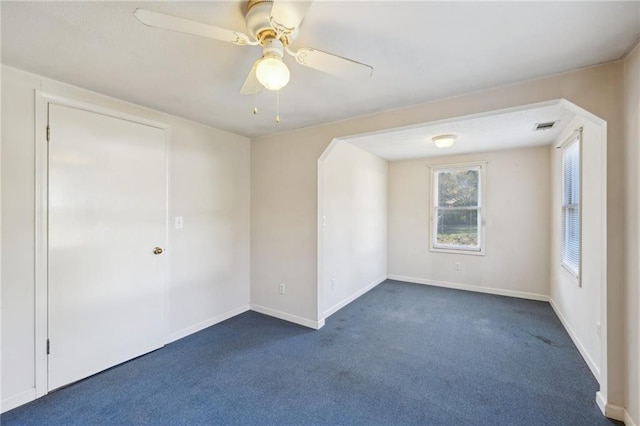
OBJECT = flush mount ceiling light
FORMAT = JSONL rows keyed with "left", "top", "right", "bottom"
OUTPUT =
{"left": 432, "top": 134, "right": 457, "bottom": 148}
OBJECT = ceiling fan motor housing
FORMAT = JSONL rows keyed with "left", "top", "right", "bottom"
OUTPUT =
{"left": 262, "top": 38, "right": 284, "bottom": 58}
{"left": 246, "top": 0, "right": 298, "bottom": 45}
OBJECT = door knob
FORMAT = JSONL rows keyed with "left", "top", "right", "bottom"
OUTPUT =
{"left": 153, "top": 247, "right": 163, "bottom": 255}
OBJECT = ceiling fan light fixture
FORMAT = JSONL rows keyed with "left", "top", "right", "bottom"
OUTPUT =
{"left": 134, "top": 4, "right": 374, "bottom": 101}
{"left": 432, "top": 134, "right": 457, "bottom": 148}
{"left": 256, "top": 54, "right": 290, "bottom": 90}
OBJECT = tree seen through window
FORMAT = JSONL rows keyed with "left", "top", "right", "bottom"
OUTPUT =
{"left": 433, "top": 167, "right": 481, "bottom": 250}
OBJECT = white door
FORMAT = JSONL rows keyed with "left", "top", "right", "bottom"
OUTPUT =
{"left": 48, "top": 103, "right": 166, "bottom": 391}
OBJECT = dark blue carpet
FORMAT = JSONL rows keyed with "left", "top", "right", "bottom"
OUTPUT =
{"left": 2, "top": 280, "right": 618, "bottom": 425}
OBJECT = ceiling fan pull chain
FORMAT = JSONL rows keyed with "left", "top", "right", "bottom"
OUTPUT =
{"left": 253, "top": 76, "right": 259, "bottom": 115}
{"left": 276, "top": 90, "right": 280, "bottom": 123}
{"left": 253, "top": 92, "right": 258, "bottom": 115}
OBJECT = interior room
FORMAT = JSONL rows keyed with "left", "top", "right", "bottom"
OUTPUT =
{"left": 1, "top": 1, "right": 639, "bottom": 424}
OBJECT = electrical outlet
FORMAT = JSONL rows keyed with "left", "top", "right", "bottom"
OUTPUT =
{"left": 331, "top": 278, "right": 336, "bottom": 289}
{"left": 455, "top": 262, "right": 461, "bottom": 271}
{"left": 279, "top": 283, "right": 285, "bottom": 294}
{"left": 596, "top": 321, "right": 601, "bottom": 336}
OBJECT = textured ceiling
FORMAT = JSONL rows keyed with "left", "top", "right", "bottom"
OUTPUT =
{"left": 2, "top": 1, "right": 639, "bottom": 138}
{"left": 347, "top": 102, "right": 576, "bottom": 160}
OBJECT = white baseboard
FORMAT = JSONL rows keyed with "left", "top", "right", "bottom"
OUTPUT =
{"left": 549, "top": 298, "right": 600, "bottom": 382}
{"left": 250, "top": 304, "right": 324, "bottom": 330}
{"left": 1, "top": 387, "right": 36, "bottom": 413}
{"left": 387, "top": 275, "right": 550, "bottom": 302}
{"left": 595, "top": 383, "right": 637, "bottom": 425}
{"left": 323, "top": 275, "right": 386, "bottom": 319}
{"left": 167, "top": 304, "right": 250, "bottom": 343}
{"left": 596, "top": 391, "right": 607, "bottom": 416}
{"left": 596, "top": 392, "right": 637, "bottom": 425}
{"left": 597, "top": 393, "right": 627, "bottom": 422}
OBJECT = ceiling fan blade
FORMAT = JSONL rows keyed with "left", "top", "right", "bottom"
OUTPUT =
{"left": 291, "top": 48, "right": 373, "bottom": 81}
{"left": 269, "top": 0, "right": 313, "bottom": 35}
{"left": 240, "top": 60, "right": 263, "bottom": 95}
{"left": 133, "top": 9, "right": 256, "bottom": 46}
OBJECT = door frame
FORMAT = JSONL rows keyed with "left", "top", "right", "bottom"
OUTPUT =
{"left": 34, "top": 91, "right": 171, "bottom": 398}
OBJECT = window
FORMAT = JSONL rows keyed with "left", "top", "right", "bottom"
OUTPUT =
{"left": 431, "top": 163, "right": 485, "bottom": 254}
{"left": 562, "top": 136, "right": 580, "bottom": 276}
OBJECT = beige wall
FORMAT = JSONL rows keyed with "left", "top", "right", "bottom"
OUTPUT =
{"left": 0, "top": 64, "right": 3, "bottom": 409}
{"left": 1, "top": 66, "right": 251, "bottom": 409}
{"left": 249, "top": 129, "right": 330, "bottom": 326}
{"left": 320, "top": 141, "right": 387, "bottom": 318}
{"left": 388, "top": 146, "right": 550, "bottom": 299}
{"left": 550, "top": 116, "right": 606, "bottom": 384}
{"left": 250, "top": 60, "right": 625, "bottom": 408}
{"left": 624, "top": 41, "right": 640, "bottom": 425}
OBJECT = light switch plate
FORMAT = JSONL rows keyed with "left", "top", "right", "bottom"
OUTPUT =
{"left": 175, "top": 216, "right": 184, "bottom": 229}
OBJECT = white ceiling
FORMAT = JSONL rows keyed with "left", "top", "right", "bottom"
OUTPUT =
{"left": 2, "top": 1, "right": 639, "bottom": 138}
{"left": 346, "top": 102, "right": 576, "bottom": 160}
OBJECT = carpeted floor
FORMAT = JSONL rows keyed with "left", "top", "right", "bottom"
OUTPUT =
{"left": 2, "top": 280, "right": 619, "bottom": 425}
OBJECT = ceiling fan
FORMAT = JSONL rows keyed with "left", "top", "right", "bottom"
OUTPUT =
{"left": 133, "top": 0, "right": 373, "bottom": 96}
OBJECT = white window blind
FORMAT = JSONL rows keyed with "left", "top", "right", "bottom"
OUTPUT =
{"left": 561, "top": 137, "right": 580, "bottom": 276}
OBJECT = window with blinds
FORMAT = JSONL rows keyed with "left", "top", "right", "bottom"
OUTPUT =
{"left": 561, "top": 137, "right": 580, "bottom": 276}
{"left": 431, "top": 163, "right": 485, "bottom": 254}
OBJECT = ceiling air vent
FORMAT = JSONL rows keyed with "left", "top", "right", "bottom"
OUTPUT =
{"left": 533, "top": 121, "right": 558, "bottom": 131}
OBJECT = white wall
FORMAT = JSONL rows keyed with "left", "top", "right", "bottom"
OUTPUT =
{"left": 624, "top": 41, "right": 640, "bottom": 426}
{"left": 250, "top": 61, "right": 625, "bottom": 410}
{"left": 167, "top": 118, "right": 250, "bottom": 342}
{"left": 549, "top": 116, "right": 606, "bottom": 383}
{"left": 319, "top": 141, "right": 387, "bottom": 318}
{"left": 1, "top": 66, "right": 251, "bottom": 410}
{"left": 387, "top": 146, "right": 550, "bottom": 299}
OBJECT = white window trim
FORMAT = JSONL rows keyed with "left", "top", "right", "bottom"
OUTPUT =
{"left": 559, "top": 132, "right": 581, "bottom": 280}
{"left": 429, "top": 161, "right": 487, "bottom": 256}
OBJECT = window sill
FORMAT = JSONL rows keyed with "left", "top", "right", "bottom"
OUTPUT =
{"left": 561, "top": 262, "right": 580, "bottom": 283}
{"left": 430, "top": 247, "right": 485, "bottom": 256}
